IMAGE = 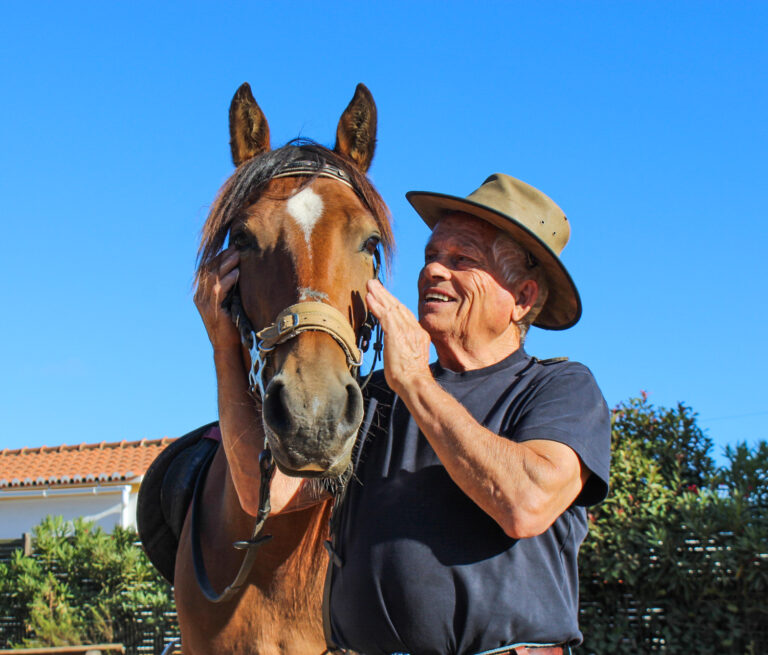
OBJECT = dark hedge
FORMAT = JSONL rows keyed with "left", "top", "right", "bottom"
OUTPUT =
{"left": 579, "top": 396, "right": 768, "bottom": 653}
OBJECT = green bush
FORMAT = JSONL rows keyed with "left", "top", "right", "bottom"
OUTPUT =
{"left": 580, "top": 396, "right": 768, "bottom": 654}
{"left": 0, "top": 516, "right": 174, "bottom": 648}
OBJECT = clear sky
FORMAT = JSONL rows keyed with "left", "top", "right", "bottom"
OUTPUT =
{"left": 1, "top": 2, "right": 766, "bottom": 463}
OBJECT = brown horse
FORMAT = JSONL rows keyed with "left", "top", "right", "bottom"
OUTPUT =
{"left": 172, "top": 84, "right": 393, "bottom": 654}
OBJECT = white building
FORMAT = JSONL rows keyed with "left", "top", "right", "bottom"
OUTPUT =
{"left": 0, "top": 438, "right": 173, "bottom": 539}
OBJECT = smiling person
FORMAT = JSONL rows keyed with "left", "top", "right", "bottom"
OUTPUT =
{"left": 325, "top": 174, "right": 611, "bottom": 655}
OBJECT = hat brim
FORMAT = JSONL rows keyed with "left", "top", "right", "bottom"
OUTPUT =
{"left": 406, "top": 190, "right": 582, "bottom": 330}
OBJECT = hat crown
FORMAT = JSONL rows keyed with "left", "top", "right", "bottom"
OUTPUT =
{"left": 467, "top": 174, "right": 570, "bottom": 256}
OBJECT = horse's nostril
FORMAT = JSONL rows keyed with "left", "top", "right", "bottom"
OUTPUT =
{"left": 263, "top": 380, "right": 290, "bottom": 434}
{"left": 344, "top": 383, "right": 363, "bottom": 427}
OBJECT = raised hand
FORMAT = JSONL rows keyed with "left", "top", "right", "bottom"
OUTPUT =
{"left": 194, "top": 247, "right": 241, "bottom": 351}
{"left": 365, "top": 279, "right": 432, "bottom": 395}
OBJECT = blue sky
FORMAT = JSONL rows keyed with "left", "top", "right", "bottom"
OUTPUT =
{"left": 1, "top": 2, "right": 766, "bottom": 463}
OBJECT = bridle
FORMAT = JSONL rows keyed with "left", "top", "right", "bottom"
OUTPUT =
{"left": 192, "top": 159, "right": 383, "bottom": 604}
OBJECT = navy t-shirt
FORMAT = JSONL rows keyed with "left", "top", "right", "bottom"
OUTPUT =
{"left": 328, "top": 349, "right": 610, "bottom": 655}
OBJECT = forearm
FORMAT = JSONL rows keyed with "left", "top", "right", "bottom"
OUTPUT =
{"left": 214, "top": 346, "right": 264, "bottom": 510}
{"left": 213, "top": 346, "right": 314, "bottom": 515}
{"left": 399, "top": 376, "right": 580, "bottom": 538}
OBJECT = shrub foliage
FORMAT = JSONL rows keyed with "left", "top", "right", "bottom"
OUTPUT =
{"left": 580, "top": 395, "right": 768, "bottom": 653}
{"left": 0, "top": 516, "right": 174, "bottom": 648}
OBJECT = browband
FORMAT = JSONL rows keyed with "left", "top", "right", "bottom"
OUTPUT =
{"left": 270, "top": 160, "right": 356, "bottom": 192}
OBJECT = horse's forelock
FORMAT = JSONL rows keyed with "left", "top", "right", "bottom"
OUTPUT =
{"left": 195, "top": 141, "right": 393, "bottom": 284}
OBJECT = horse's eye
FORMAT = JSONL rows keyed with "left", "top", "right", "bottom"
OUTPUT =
{"left": 363, "top": 235, "right": 380, "bottom": 255}
{"left": 231, "top": 232, "right": 250, "bottom": 250}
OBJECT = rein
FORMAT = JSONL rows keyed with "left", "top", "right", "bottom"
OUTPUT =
{"left": 191, "top": 448, "right": 275, "bottom": 603}
{"left": 191, "top": 160, "right": 383, "bottom": 604}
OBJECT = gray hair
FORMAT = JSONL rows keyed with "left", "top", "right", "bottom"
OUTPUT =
{"left": 489, "top": 231, "right": 549, "bottom": 342}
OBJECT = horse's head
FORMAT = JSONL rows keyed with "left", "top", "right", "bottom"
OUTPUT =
{"left": 198, "top": 83, "right": 392, "bottom": 479}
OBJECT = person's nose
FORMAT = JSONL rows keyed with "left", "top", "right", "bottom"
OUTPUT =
{"left": 421, "top": 258, "right": 451, "bottom": 282}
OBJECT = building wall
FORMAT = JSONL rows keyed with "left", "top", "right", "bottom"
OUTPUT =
{"left": 0, "top": 481, "right": 141, "bottom": 539}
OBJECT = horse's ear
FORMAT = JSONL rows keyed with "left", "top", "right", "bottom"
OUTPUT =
{"left": 335, "top": 83, "right": 377, "bottom": 173}
{"left": 229, "top": 82, "right": 270, "bottom": 167}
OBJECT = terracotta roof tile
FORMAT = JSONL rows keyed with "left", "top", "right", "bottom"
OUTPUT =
{"left": 0, "top": 438, "right": 176, "bottom": 489}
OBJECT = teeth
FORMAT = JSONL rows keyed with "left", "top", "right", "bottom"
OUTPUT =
{"left": 425, "top": 293, "right": 451, "bottom": 302}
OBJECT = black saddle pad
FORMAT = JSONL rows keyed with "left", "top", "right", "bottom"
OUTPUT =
{"left": 138, "top": 422, "right": 220, "bottom": 584}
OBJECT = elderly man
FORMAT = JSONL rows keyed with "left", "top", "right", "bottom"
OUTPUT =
{"left": 197, "top": 173, "right": 610, "bottom": 655}
{"left": 325, "top": 174, "right": 610, "bottom": 655}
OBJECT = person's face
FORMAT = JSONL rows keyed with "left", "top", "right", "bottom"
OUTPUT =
{"left": 417, "top": 214, "right": 517, "bottom": 353}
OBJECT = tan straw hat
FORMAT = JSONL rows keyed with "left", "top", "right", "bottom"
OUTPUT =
{"left": 406, "top": 173, "right": 581, "bottom": 330}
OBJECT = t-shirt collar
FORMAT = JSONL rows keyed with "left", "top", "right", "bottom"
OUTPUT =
{"left": 432, "top": 347, "right": 530, "bottom": 382}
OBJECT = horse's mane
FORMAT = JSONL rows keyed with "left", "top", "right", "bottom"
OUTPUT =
{"left": 196, "top": 140, "right": 394, "bottom": 281}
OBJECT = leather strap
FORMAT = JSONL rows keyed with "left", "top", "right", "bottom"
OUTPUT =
{"left": 271, "top": 161, "right": 356, "bottom": 192}
{"left": 190, "top": 448, "right": 276, "bottom": 603}
{"left": 257, "top": 302, "right": 362, "bottom": 366}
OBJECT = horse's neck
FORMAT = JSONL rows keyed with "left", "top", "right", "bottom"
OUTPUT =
{"left": 217, "top": 450, "right": 333, "bottom": 553}
{"left": 175, "top": 450, "right": 333, "bottom": 654}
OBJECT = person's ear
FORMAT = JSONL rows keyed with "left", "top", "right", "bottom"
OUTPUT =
{"left": 511, "top": 279, "right": 539, "bottom": 323}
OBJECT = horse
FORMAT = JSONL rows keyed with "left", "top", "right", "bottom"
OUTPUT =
{"left": 168, "top": 83, "right": 393, "bottom": 654}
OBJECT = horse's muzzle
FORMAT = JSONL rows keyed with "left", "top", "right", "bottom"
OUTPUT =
{"left": 261, "top": 371, "right": 363, "bottom": 477}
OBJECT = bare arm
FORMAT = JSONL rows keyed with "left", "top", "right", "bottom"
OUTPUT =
{"left": 194, "top": 248, "right": 325, "bottom": 516}
{"left": 366, "top": 280, "right": 587, "bottom": 539}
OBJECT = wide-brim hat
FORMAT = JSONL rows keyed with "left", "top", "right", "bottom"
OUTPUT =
{"left": 406, "top": 173, "right": 581, "bottom": 330}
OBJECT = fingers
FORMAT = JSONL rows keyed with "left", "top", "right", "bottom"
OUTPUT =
{"left": 367, "top": 279, "right": 420, "bottom": 333}
{"left": 366, "top": 279, "right": 401, "bottom": 324}
{"left": 196, "top": 248, "right": 240, "bottom": 303}
{"left": 365, "top": 280, "right": 432, "bottom": 395}
{"left": 365, "top": 280, "right": 384, "bottom": 319}
{"left": 214, "top": 248, "right": 240, "bottom": 309}
{"left": 215, "top": 264, "right": 240, "bottom": 302}
{"left": 194, "top": 247, "right": 243, "bottom": 349}
{"left": 219, "top": 247, "right": 240, "bottom": 277}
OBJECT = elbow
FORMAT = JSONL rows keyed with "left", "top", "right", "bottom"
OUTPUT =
{"left": 236, "top": 489, "right": 263, "bottom": 518}
{"left": 499, "top": 509, "right": 553, "bottom": 540}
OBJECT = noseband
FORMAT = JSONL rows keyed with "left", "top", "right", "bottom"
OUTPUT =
{"left": 229, "top": 297, "right": 367, "bottom": 400}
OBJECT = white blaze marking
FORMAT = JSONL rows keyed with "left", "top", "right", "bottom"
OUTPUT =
{"left": 286, "top": 187, "right": 324, "bottom": 248}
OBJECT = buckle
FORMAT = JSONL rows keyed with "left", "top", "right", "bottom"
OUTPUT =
{"left": 277, "top": 312, "right": 300, "bottom": 335}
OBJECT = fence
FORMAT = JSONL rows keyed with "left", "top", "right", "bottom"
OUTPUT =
{"left": 579, "top": 522, "right": 768, "bottom": 654}
{"left": 0, "top": 539, "right": 180, "bottom": 655}
{"left": 3, "top": 535, "right": 766, "bottom": 654}
{"left": 0, "top": 604, "right": 179, "bottom": 655}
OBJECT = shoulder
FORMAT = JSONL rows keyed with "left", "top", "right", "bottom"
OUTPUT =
{"left": 519, "top": 355, "right": 607, "bottom": 422}
{"left": 514, "top": 356, "right": 611, "bottom": 505}
{"left": 525, "top": 356, "right": 602, "bottom": 396}
{"left": 529, "top": 355, "right": 594, "bottom": 376}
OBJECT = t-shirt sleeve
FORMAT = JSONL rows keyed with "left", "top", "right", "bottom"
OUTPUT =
{"left": 510, "top": 363, "right": 611, "bottom": 506}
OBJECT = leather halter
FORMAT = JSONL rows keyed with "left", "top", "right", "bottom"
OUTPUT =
{"left": 192, "top": 160, "right": 382, "bottom": 604}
